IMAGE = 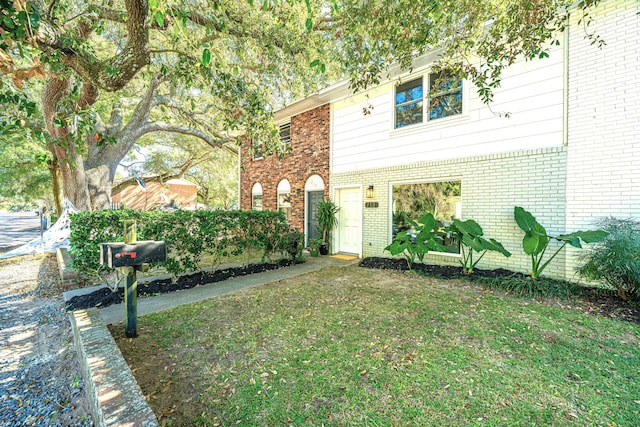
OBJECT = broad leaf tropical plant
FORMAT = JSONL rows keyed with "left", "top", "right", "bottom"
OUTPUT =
{"left": 384, "top": 213, "right": 445, "bottom": 270}
{"left": 447, "top": 218, "right": 511, "bottom": 274}
{"left": 514, "top": 207, "right": 608, "bottom": 279}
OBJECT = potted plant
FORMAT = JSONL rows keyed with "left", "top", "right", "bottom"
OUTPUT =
{"left": 307, "top": 238, "right": 322, "bottom": 257}
{"left": 316, "top": 198, "right": 339, "bottom": 255}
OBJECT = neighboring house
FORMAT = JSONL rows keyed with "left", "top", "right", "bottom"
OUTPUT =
{"left": 240, "top": 0, "right": 639, "bottom": 279}
{"left": 112, "top": 177, "right": 198, "bottom": 210}
{"left": 239, "top": 104, "right": 332, "bottom": 244}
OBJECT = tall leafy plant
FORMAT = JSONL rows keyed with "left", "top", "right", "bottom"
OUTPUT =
{"left": 384, "top": 213, "right": 445, "bottom": 270}
{"left": 514, "top": 207, "right": 607, "bottom": 279}
{"left": 577, "top": 217, "right": 640, "bottom": 300}
{"left": 316, "top": 198, "right": 339, "bottom": 245}
{"left": 446, "top": 218, "right": 511, "bottom": 274}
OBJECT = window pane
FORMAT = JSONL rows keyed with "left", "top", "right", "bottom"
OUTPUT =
{"left": 395, "top": 79, "right": 423, "bottom": 105}
{"left": 428, "top": 71, "right": 462, "bottom": 121}
{"left": 395, "top": 101, "right": 423, "bottom": 128}
{"left": 252, "top": 195, "right": 262, "bottom": 210}
{"left": 392, "top": 181, "right": 461, "bottom": 253}
{"left": 395, "top": 78, "right": 424, "bottom": 128}
{"left": 279, "top": 123, "right": 291, "bottom": 152}
{"left": 429, "top": 92, "right": 463, "bottom": 120}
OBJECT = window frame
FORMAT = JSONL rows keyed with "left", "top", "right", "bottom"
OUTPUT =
{"left": 392, "top": 68, "right": 465, "bottom": 130}
{"left": 251, "top": 140, "right": 263, "bottom": 161}
{"left": 278, "top": 122, "right": 291, "bottom": 153}
{"left": 251, "top": 182, "right": 263, "bottom": 210}
{"left": 277, "top": 179, "right": 291, "bottom": 221}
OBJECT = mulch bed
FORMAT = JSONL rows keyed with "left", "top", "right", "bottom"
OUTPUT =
{"left": 359, "top": 257, "right": 640, "bottom": 326}
{"left": 65, "top": 259, "right": 300, "bottom": 311}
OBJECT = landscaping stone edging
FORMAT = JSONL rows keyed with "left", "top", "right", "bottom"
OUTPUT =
{"left": 70, "top": 308, "right": 158, "bottom": 427}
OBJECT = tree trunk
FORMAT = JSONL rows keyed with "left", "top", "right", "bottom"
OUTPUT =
{"left": 47, "top": 157, "right": 63, "bottom": 214}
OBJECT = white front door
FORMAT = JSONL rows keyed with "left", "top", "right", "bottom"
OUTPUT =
{"left": 336, "top": 187, "right": 362, "bottom": 255}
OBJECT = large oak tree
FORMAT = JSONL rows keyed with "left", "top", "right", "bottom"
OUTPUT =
{"left": 1, "top": 0, "right": 604, "bottom": 211}
{"left": 1, "top": 0, "right": 331, "bottom": 210}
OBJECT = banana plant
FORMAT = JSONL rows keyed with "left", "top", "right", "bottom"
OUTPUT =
{"left": 514, "top": 207, "right": 608, "bottom": 279}
{"left": 385, "top": 213, "right": 445, "bottom": 270}
{"left": 447, "top": 218, "right": 511, "bottom": 274}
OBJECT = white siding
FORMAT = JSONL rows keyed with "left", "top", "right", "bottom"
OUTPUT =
{"left": 565, "top": 0, "right": 640, "bottom": 274}
{"left": 331, "top": 47, "right": 565, "bottom": 174}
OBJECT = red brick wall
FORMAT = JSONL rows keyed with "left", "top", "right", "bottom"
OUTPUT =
{"left": 240, "top": 104, "right": 330, "bottom": 232}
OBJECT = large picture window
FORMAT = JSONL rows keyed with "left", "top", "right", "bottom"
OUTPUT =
{"left": 394, "top": 70, "right": 463, "bottom": 128}
{"left": 391, "top": 181, "right": 462, "bottom": 253}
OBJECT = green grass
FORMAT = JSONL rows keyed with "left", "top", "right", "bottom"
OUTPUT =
{"left": 113, "top": 266, "right": 640, "bottom": 426}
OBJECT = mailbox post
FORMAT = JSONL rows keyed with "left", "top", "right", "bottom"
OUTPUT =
{"left": 123, "top": 220, "right": 138, "bottom": 338}
{"left": 99, "top": 220, "right": 166, "bottom": 338}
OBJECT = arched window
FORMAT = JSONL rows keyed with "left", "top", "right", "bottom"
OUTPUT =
{"left": 251, "top": 183, "right": 263, "bottom": 210}
{"left": 277, "top": 179, "right": 291, "bottom": 221}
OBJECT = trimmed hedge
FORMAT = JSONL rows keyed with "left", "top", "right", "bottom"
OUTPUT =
{"left": 69, "top": 209, "right": 303, "bottom": 280}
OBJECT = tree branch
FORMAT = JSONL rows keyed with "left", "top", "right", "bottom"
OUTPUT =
{"left": 136, "top": 121, "right": 244, "bottom": 150}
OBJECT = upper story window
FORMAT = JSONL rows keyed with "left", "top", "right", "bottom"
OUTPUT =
{"left": 251, "top": 140, "right": 263, "bottom": 161}
{"left": 279, "top": 123, "right": 291, "bottom": 152}
{"left": 394, "top": 70, "right": 463, "bottom": 129}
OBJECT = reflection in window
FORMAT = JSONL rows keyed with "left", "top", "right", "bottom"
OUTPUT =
{"left": 252, "top": 182, "right": 263, "bottom": 210}
{"left": 394, "top": 70, "right": 463, "bottom": 128}
{"left": 277, "top": 179, "right": 291, "bottom": 221}
{"left": 279, "top": 122, "right": 291, "bottom": 152}
{"left": 428, "top": 71, "right": 462, "bottom": 120}
{"left": 395, "top": 78, "right": 423, "bottom": 128}
{"left": 392, "top": 181, "right": 462, "bottom": 253}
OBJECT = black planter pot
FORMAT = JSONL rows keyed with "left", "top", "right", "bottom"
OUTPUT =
{"left": 319, "top": 243, "right": 329, "bottom": 255}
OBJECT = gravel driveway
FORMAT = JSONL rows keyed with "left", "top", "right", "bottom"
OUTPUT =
{"left": 0, "top": 254, "right": 92, "bottom": 426}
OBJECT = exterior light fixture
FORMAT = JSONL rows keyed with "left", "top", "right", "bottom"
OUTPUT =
{"left": 366, "top": 185, "right": 374, "bottom": 199}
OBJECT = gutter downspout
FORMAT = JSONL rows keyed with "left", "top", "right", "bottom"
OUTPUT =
{"left": 563, "top": 15, "right": 570, "bottom": 147}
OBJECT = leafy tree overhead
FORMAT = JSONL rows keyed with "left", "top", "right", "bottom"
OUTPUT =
{"left": 312, "top": 0, "right": 603, "bottom": 100}
{"left": 1, "top": 0, "right": 607, "bottom": 211}
{"left": 1, "top": 0, "right": 333, "bottom": 211}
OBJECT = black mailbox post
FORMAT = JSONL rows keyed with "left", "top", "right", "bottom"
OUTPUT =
{"left": 99, "top": 220, "right": 166, "bottom": 338}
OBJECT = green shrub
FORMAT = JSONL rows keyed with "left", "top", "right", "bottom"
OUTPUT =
{"left": 577, "top": 217, "right": 640, "bottom": 300}
{"left": 69, "top": 209, "right": 295, "bottom": 281}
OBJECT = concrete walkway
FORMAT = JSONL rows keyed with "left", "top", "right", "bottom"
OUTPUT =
{"left": 94, "top": 255, "right": 357, "bottom": 325}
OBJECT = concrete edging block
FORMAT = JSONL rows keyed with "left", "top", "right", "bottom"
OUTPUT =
{"left": 70, "top": 308, "right": 158, "bottom": 427}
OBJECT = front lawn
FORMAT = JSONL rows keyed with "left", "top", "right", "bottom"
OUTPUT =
{"left": 112, "top": 266, "right": 640, "bottom": 426}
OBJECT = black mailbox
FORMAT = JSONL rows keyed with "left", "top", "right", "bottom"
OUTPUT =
{"left": 100, "top": 241, "right": 167, "bottom": 268}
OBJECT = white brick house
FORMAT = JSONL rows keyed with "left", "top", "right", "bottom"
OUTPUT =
{"left": 273, "top": 0, "right": 639, "bottom": 279}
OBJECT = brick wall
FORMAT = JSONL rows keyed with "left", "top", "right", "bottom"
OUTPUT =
{"left": 331, "top": 147, "right": 568, "bottom": 278}
{"left": 240, "top": 104, "right": 330, "bottom": 232}
{"left": 565, "top": 0, "right": 640, "bottom": 276}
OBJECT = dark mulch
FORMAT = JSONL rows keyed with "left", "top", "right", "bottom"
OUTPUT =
{"left": 66, "top": 259, "right": 301, "bottom": 311}
{"left": 359, "top": 257, "right": 640, "bottom": 326}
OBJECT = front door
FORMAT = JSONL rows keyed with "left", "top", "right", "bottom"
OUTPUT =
{"left": 337, "top": 187, "right": 362, "bottom": 255}
{"left": 306, "top": 191, "right": 324, "bottom": 245}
